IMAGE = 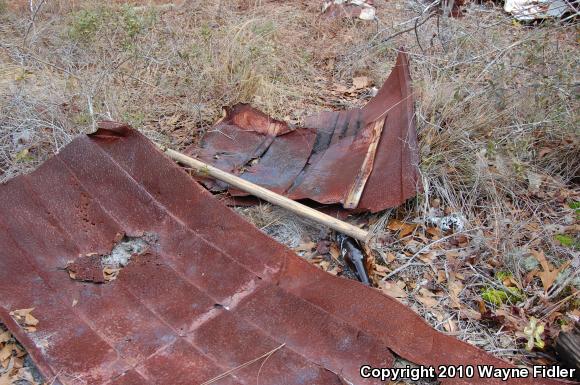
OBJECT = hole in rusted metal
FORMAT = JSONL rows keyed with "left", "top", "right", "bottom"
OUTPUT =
{"left": 64, "top": 233, "right": 158, "bottom": 284}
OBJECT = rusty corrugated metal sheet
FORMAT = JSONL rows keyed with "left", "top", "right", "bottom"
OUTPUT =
{"left": 0, "top": 127, "right": 572, "bottom": 385}
{"left": 188, "top": 52, "right": 421, "bottom": 213}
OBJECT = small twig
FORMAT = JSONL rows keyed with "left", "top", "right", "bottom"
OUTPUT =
{"left": 10, "top": 47, "right": 79, "bottom": 79}
{"left": 200, "top": 343, "right": 285, "bottom": 385}
{"left": 414, "top": 15, "right": 426, "bottom": 54}
{"left": 22, "top": 0, "right": 47, "bottom": 48}
{"left": 540, "top": 291, "right": 580, "bottom": 321}
{"left": 384, "top": 12, "right": 436, "bottom": 47}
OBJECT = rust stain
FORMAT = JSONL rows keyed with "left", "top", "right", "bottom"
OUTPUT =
{"left": 188, "top": 52, "right": 421, "bottom": 213}
{"left": 0, "top": 127, "right": 573, "bottom": 384}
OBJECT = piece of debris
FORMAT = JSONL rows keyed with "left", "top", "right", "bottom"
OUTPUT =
{"left": 188, "top": 52, "right": 421, "bottom": 213}
{"left": 337, "top": 234, "right": 372, "bottom": 285}
{"left": 556, "top": 322, "right": 580, "bottom": 379}
{"left": 65, "top": 235, "right": 154, "bottom": 283}
{"left": 0, "top": 325, "right": 42, "bottom": 385}
{"left": 426, "top": 211, "right": 466, "bottom": 233}
{"left": 0, "top": 127, "right": 574, "bottom": 384}
{"left": 504, "top": 0, "right": 576, "bottom": 20}
{"left": 8, "top": 309, "right": 38, "bottom": 333}
{"left": 322, "top": 0, "right": 376, "bottom": 20}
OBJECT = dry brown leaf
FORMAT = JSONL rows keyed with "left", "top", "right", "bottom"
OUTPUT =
{"left": 352, "top": 76, "right": 372, "bottom": 90}
{"left": 418, "top": 251, "right": 436, "bottom": 264}
{"left": 448, "top": 281, "right": 463, "bottom": 309}
{"left": 373, "top": 264, "right": 390, "bottom": 278}
{"left": 103, "top": 267, "right": 121, "bottom": 282}
{"left": 461, "top": 307, "right": 482, "bottom": 320}
{"left": 495, "top": 308, "right": 525, "bottom": 331}
{"left": 12, "top": 357, "right": 23, "bottom": 370}
{"left": 450, "top": 280, "right": 463, "bottom": 294}
{"left": 294, "top": 242, "right": 316, "bottom": 252}
{"left": 12, "top": 346, "right": 24, "bottom": 359}
{"left": 0, "top": 344, "right": 14, "bottom": 366}
{"left": 9, "top": 309, "right": 33, "bottom": 318}
{"left": 331, "top": 84, "right": 349, "bottom": 94}
{"left": 14, "top": 367, "right": 36, "bottom": 384}
{"left": 329, "top": 244, "right": 340, "bottom": 261}
{"left": 443, "top": 319, "right": 457, "bottom": 333}
{"left": 417, "top": 288, "right": 439, "bottom": 308}
{"left": 477, "top": 300, "right": 488, "bottom": 316}
{"left": 374, "top": 264, "right": 390, "bottom": 274}
{"left": 432, "top": 310, "right": 445, "bottom": 322}
{"left": 0, "top": 373, "right": 10, "bottom": 385}
{"left": 387, "top": 219, "right": 417, "bottom": 238}
{"left": 315, "top": 260, "right": 331, "bottom": 272}
{"left": 426, "top": 226, "right": 441, "bottom": 238}
{"left": 9, "top": 308, "right": 39, "bottom": 332}
{"left": 436, "top": 270, "right": 446, "bottom": 284}
{"left": 24, "top": 313, "right": 38, "bottom": 327}
{"left": 327, "top": 266, "right": 341, "bottom": 276}
{"left": 379, "top": 281, "right": 407, "bottom": 301}
{"left": 531, "top": 250, "right": 570, "bottom": 291}
{"left": 0, "top": 332, "right": 10, "bottom": 344}
{"left": 450, "top": 234, "right": 469, "bottom": 247}
{"left": 502, "top": 275, "right": 522, "bottom": 289}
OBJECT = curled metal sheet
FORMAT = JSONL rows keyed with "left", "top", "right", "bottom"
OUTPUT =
{"left": 0, "top": 127, "right": 572, "bottom": 385}
{"left": 188, "top": 52, "right": 421, "bottom": 213}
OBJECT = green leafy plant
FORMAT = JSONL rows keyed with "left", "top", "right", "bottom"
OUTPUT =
{"left": 481, "top": 287, "right": 523, "bottom": 307}
{"left": 568, "top": 200, "right": 580, "bottom": 219}
{"left": 69, "top": 9, "right": 103, "bottom": 42}
{"left": 121, "top": 5, "right": 143, "bottom": 39}
{"left": 495, "top": 271, "right": 512, "bottom": 281}
{"left": 555, "top": 234, "right": 579, "bottom": 249}
{"left": 14, "top": 149, "right": 34, "bottom": 163}
{"left": 523, "top": 317, "right": 545, "bottom": 351}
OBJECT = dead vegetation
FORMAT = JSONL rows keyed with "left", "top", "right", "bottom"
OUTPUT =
{"left": 0, "top": 0, "right": 578, "bottom": 380}
{"left": 0, "top": 323, "right": 42, "bottom": 384}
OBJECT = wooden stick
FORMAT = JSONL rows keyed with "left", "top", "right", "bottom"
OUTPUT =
{"left": 156, "top": 144, "right": 369, "bottom": 242}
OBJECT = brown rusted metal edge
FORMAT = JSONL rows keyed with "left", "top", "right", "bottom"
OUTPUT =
{"left": 188, "top": 51, "right": 421, "bottom": 213}
{"left": 0, "top": 127, "right": 572, "bottom": 385}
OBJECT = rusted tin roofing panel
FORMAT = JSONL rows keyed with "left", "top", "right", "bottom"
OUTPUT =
{"left": 188, "top": 52, "right": 421, "bottom": 213}
{"left": 0, "top": 127, "right": 571, "bottom": 385}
